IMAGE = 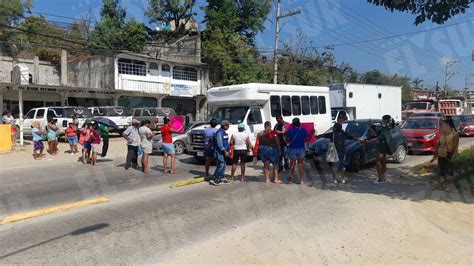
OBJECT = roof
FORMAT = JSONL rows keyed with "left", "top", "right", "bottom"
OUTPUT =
{"left": 209, "top": 83, "right": 329, "bottom": 93}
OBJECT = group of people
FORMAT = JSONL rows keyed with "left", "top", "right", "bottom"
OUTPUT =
{"left": 203, "top": 115, "right": 315, "bottom": 186}
{"left": 121, "top": 117, "right": 182, "bottom": 173}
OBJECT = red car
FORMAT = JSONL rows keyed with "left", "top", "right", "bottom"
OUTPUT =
{"left": 457, "top": 115, "right": 474, "bottom": 136}
{"left": 401, "top": 117, "right": 441, "bottom": 153}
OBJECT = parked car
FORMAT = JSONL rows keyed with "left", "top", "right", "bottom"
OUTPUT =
{"left": 19, "top": 106, "right": 92, "bottom": 136}
{"left": 89, "top": 106, "right": 132, "bottom": 133}
{"left": 131, "top": 107, "right": 176, "bottom": 130}
{"left": 409, "top": 112, "right": 446, "bottom": 120}
{"left": 152, "top": 121, "right": 208, "bottom": 155}
{"left": 400, "top": 117, "right": 441, "bottom": 154}
{"left": 307, "top": 119, "right": 407, "bottom": 172}
{"left": 456, "top": 115, "right": 474, "bottom": 136}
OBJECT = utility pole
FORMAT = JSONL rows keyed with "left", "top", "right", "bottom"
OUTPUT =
{"left": 273, "top": 0, "right": 301, "bottom": 84}
{"left": 443, "top": 60, "right": 458, "bottom": 95}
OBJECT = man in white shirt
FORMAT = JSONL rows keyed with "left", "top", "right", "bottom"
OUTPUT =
{"left": 122, "top": 119, "right": 141, "bottom": 169}
{"left": 230, "top": 123, "right": 253, "bottom": 181}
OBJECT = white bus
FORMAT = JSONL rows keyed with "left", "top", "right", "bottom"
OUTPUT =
{"left": 187, "top": 83, "right": 332, "bottom": 160}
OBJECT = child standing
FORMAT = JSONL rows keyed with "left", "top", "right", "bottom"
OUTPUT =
{"left": 66, "top": 122, "right": 78, "bottom": 155}
{"left": 80, "top": 122, "right": 91, "bottom": 164}
{"left": 90, "top": 123, "right": 101, "bottom": 166}
{"left": 32, "top": 121, "right": 44, "bottom": 159}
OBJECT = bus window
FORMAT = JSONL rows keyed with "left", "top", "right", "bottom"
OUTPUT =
{"left": 270, "top": 96, "right": 281, "bottom": 117}
{"left": 282, "top": 96, "right": 291, "bottom": 116}
{"left": 310, "top": 96, "right": 319, "bottom": 114}
{"left": 318, "top": 96, "right": 327, "bottom": 114}
{"left": 301, "top": 96, "right": 310, "bottom": 115}
{"left": 292, "top": 96, "right": 301, "bottom": 115}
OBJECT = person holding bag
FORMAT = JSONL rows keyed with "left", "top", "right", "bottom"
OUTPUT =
{"left": 318, "top": 123, "right": 359, "bottom": 184}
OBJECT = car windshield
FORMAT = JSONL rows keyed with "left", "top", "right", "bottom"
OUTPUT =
{"left": 341, "top": 121, "right": 368, "bottom": 137}
{"left": 459, "top": 116, "right": 474, "bottom": 123}
{"left": 94, "top": 107, "right": 132, "bottom": 117}
{"left": 331, "top": 110, "right": 338, "bottom": 120}
{"left": 211, "top": 107, "right": 248, "bottom": 125}
{"left": 401, "top": 119, "right": 438, "bottom": 129}
{"left": 404, "top": 102, "right": 427, "bottom": 110}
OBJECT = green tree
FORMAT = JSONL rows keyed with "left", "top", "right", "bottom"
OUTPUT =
{"left": 367, "top": 0, "right": 472, "bottom": 25}
{"left": 146, "top": 0, "right": 196, "bottom": 34}
{"left": 202, "top": 0, "right": 271, "bottom": 85}
{"left": 90, "top": 0, "right": 148, "bottom": 53}
{"left": 0, "top": 0, "right": 33, "bottom": 56}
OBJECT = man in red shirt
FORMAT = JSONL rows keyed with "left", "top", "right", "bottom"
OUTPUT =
{"left": 160, "top": 117, "right": 183, "bottom": 174}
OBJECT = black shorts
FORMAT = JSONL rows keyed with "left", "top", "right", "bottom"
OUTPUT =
{"left": 438, "top": 157, "right": 454, "bottom": 177}
{"left": 232, "top": 150, "right": 248, "bottom": 164}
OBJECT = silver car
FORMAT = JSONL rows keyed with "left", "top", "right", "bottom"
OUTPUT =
{"left": 152, "top": 122, "right": 208, "bottom": 155}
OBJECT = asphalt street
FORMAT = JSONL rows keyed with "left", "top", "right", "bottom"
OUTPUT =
{"left": 0, "top": 138, "right": 472, "bottom": 263}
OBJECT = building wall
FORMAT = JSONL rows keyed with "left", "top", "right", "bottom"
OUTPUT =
{"left": 0, "top": 56, "right": 60, "bottom": 85}
{"left": 68, "top": 55, "right": 115, "bottom": 89}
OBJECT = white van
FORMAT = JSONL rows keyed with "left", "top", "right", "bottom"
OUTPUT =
{"left": 20, "top": 106, "right": 92, "bottom": 136}
{"left": 187, "top": 83, "right": 332, "bottom": 160}
{"left": 89, "top": 106, "right": 132, "bottom": 132}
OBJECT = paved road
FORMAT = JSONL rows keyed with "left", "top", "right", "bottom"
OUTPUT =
{"left": 0, "top": 138, "right": 472, "bottom": 264}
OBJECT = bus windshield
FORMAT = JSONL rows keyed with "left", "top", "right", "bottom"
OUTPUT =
{"left": 211, "top": 107, "right": 249, "bottom": 125}
{"left": 404, "top": 102, "right": 427, "bottom": 110}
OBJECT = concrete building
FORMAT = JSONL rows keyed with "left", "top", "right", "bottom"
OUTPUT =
{"left": 0, "top": 34, "right": 210, "bottom": 120}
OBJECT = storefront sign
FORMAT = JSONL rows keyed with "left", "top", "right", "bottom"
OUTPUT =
{"left": 170, "top": 84, "right": 196, "bottom": 97}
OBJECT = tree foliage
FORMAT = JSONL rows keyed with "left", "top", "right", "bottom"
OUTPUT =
{"left": 146, "top": 0, "right": 196, "bottom": 34}
{"left": 90, "top": 0, "right": 148, "bottom": 53}
{"left": 367, "top": 0, "right": 472, "bottom": 25}
{"left": 202, "top": 0, "right": 271, "bottom": 85}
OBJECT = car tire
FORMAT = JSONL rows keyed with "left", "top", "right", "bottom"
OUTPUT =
{"left": 347, "top": 151, "right": 361, "bottom": 173}
{"left": 393, "top": 145, "right": 407, "bottom": 164}
{"left": 174, "top": 140, "right": 185, "bottom": 155}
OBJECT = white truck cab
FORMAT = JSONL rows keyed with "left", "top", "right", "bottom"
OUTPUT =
{"left": 187, "top": 83, "right": 332, "bottom": 161}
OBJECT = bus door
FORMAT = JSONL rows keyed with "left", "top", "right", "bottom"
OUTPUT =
{"left": 246, "top": 107, "right": 264, "bottom": 143}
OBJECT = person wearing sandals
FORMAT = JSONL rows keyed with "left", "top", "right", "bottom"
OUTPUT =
{"left": 430, "top": 118, "right": 459, "bottom": 190}
{"left": 258, "top": 121, "right": 282, "bottom": 184}
{"left": 371, "top": 115, "right": 396, "bottom": 184}
{"left": 230, "top": 123, "right": 253, "bottom": 181}
{"left": 31, "top": 121, "right": 44, "bottom": 159}
{"left": 46, "top": 117, "right": 59, "bottom": 155}
{"left": 286, "top": 118, "right": 314, "bottom": 185}
{"left": 317, "top": 123, "right": 359, "bottom": 184}
{"left": 160, "top": 117, "right": 183, "bottom": 174}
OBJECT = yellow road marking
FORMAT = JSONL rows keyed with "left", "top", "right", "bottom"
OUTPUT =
{"left": 170, "top": 177, "right": 205, "bottom": 188}
{"left": 1, "top": 197, "right": 109, "bottom": 225}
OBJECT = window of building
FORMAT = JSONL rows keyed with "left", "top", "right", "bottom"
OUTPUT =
{"left": 173, "top": 66, "right": 198, "bottom": 81}
{"left": 36, "top": 109, "right": 45, "bottom": 119}
{"left": 281, "top": 96, "right": 291, "bottom": 116}
{"left": 149, "top": 62, "right": 159, "bottom": 76}
{"left": 310, "top": 96, "right": 319, "bottom": 114}
{"left": 118, "top": 58, "right": 146, "bottom": 76}
{"left": 318, "top": 96, "right": 327, "bottom": 114}
{"left": 349, "top": 92, "right": 353, "bottom": 98}
{"left": 292, "top": 96, "right": 301, "bottom": 116}
{"left": 247, "top": 108, "right": 263, "bottom": 124}
{"left": 301, "top": 96, "right": 310, "bottom": 115}
{"left": 378, "top": 93, "right": 382, "bottom": 99}
{"left": 270, "top": 96, "right": 281, "bottom": 117}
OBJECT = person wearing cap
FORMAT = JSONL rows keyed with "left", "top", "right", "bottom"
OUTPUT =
{"left": 210, "top": 120, "right": 231, "bottom": 186}
{"left": 160, "top": 117, "right": 184, "bottom": 174}
{"left": 230, "top": 123, "right": 253, "bottom": 181}
{"left": 371, "top": 114, "right": 396, "bottom": 184}
{"left": 122, "top": 119, "right": 141, "bottom": 170}
{"left": 204, "top": 119, "right": 219, "bottom": 177}
{"left": 286, "top": 117, "right": 315, "bottom": 185}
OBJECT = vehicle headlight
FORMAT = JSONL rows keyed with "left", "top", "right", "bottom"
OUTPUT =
{"left": 423, "top": 133, "right": 436, "bottom": 140}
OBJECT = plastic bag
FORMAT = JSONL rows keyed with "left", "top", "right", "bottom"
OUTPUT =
{"left": 326, "top": 132, "right": 339, "bottom": 163}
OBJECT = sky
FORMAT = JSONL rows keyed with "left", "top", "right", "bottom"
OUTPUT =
{"left": 32, "top": 0, "right": 474, "bottom": 90}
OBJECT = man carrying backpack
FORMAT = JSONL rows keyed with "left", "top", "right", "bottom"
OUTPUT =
{"left": 204, "top": 119, "right": 219, "bottom": 177}
{"left": 210, "top": 120, "right": 231, "bottom": 186}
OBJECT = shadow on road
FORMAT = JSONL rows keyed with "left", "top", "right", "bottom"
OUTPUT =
{"left": 0, "top": 223, "right": 109, "bottom": 260}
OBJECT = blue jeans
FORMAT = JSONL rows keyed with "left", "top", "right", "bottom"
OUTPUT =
{"left": 212, "top": 151, "right": 226, "bottom": 181}
{"left": 279, "top": 144, "right": 289, "bottom": 171}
